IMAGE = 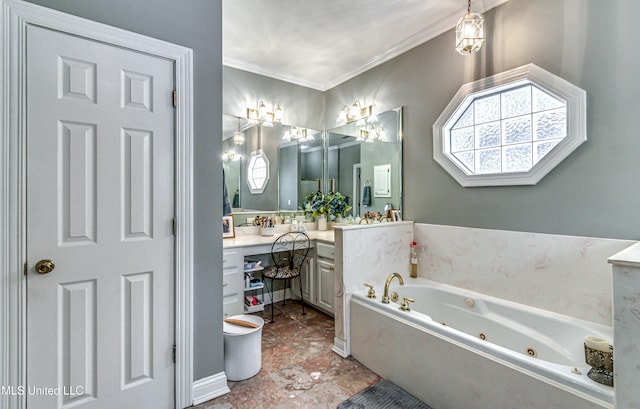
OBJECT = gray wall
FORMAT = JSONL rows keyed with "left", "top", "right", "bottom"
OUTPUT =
{"left": 223, "top": 66, "right": 325, "bottom": 130}
{"left": 360, "top": 142, "right": 401, "bottom": 213}
{"left": 24, "top": 0, "right": 225, "bottom": 381}
{"left": 325, "top": 0, "right": 640, "bottom": 240}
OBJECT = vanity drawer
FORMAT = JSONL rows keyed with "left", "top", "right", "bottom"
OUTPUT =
{"left": 223, "top": 293, "right": 244, "bottom": 318}
{"left": 316, "top": 242, "right": 335, "bottom": 260}
{"left": 223, "top": 270, "right": 243, "bottom": 296}
{"left": 223, "top": 249, "right": 242, "bottom": 270}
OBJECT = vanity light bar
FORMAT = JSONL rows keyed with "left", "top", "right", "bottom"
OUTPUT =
{"left": 337, "top": 100, "right": 373, "bottom": 125}
{"left": 247, "top": 101, "right": 283, "bottom": 124}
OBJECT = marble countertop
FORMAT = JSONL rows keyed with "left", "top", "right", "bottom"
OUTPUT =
{"left": 223, "top": 228, "right": 335, "bottom": 249}
{"left": 609, "top": 242, "right": 640, "bottom": 268}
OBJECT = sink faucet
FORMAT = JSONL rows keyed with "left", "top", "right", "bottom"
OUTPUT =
{"left": 382, "top": 273, "right": 404, "bottom": 304}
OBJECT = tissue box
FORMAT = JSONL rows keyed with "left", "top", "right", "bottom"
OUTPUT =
{"left": 243, "top": 260, "right": 262, "bottom": 270}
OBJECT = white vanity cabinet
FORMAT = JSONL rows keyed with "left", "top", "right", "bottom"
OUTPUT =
{"left": 297, "top": 241, "right": 335, "bottom": 316}
{"left": 222, "top": 249, "right": 244, "bottom": 318}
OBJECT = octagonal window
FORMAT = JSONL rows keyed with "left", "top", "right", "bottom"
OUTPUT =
{"left": 246, "top": 149, "right": 269, "bottom": 194}
{"left": 433, "top": 64, "right": 586, "bottom": 187}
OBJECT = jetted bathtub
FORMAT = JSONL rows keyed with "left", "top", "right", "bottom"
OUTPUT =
{"left": 350, "top": 278, "right": 614, "bottom": 409}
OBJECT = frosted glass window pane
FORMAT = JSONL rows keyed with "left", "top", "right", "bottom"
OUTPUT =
{"left": 436, "top": 65, "right": 585, "bottom": 184}
{"left": 532, "top": 86, "right": 564, "bottom": 112}
{"left": 451, "top": 127, "right": 474, "bottom": 152}
{"left": 476, "top": 121, "right": 500, "bottom": 148}
{"left": 533, "top": 140, "right": 560, "bottom": 163}
{"left": 247, "top": 153, "right": 268, "bottom": 191}
{"left": 502, "top": 115, "right": 532, "bottom": 145}
{"left": 501, "top": 86, "right": 531, "bottom": 119}
{"left": 453, "top": 105, "right": 474, "bottom": 129}
{"left": 453, "top": 151, "right": 474, "bottom": 172}
{"left": 533, "top": 108, "right": 566, "bottom": 140}
{"left": 476, "top": 148, "right": 501, "bottom": 174}
{"left": 474, "top": 95, "right": 500, "bottom": 124}
{"left": 503, "top": 143, "right": 532, "bottom": 172}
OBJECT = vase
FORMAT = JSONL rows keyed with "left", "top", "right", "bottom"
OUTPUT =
{"left": 317, "top": 215, "right": 327, "bottom": 231}
{"left": 335, "top": 215, "right": 343, "bottom": 224}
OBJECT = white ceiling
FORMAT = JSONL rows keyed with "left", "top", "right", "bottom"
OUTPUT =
{"left": 223, "top": 0, "right": 509, "bottom": 91}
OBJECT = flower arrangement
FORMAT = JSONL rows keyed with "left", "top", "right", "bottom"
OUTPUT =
{"left": 301, "top": 191, "right": 352, "bottom": 218}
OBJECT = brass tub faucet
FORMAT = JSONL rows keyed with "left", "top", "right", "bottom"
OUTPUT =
{"left": 382, "top": 273, "right": 404, "bottom": 304}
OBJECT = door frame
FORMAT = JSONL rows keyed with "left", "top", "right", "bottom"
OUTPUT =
{"left": 0, "top": 1, "right": 194, "bottom": 408}
{"left": 352, "top": 164, "right": 361, "bottom": 217}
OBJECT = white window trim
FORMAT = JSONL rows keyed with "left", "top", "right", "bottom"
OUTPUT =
{"left": 433, "top": 63, "right": 587, "bottom": 187}
{"left": 246, "top": 149, "right": 270, "bottom": 194}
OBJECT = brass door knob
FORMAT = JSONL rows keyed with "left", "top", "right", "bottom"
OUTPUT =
{"left": 35, "top": 259, "right": 55, "bottom": 274}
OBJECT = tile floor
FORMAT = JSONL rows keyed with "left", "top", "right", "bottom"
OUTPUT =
{"left": 195, "top": 301, "right": 380, "bottom": 409}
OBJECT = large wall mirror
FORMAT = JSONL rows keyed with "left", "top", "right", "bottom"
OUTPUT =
{"left": 222, "top": 107, "right": 403, "bottom": 225}
{"left": 321, "top": 106, "right": 402, "bottom": 217}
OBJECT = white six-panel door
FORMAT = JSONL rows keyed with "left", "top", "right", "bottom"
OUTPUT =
{"left": 26, "top": 24, "right": 175, "bottom": 409}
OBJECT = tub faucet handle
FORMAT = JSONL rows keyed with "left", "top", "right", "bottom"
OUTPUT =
{"left": 364, "top": 283, "right": 376, "bottom": 299}
{"left": 400, "top": 296, "right": 415, "bottom": 311}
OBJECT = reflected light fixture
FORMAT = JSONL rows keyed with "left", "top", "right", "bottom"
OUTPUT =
{"left": 233, "top": 118, "right": 245, "bottom": 145}
{"left": 282, "top": 127, "right": 313, "bottom": 143}
{"left": 357, "top": 125, "right": 385, "bottom": 143}
{"left": 222, "top": 150, "right": 240, "bottom": 162}
{"left": 247, "top": 100, "right": 283, "bottom": 124}
{"left": 455, "top": 0, "right": 484, "bottom": 55}
{"left": 273, "top": 105, "right": 284, "bottom": 123}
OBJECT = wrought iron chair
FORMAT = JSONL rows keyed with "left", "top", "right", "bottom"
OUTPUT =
{"left": 261, "top": 232, "right": 310, "bottom": 323}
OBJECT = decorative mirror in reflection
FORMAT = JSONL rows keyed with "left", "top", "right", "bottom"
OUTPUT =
{"left": 246, "top": 149, "right": 269, "bottom": 194}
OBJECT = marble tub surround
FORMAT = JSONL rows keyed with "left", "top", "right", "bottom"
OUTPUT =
{"left": 413, "top": 223, "right": 635, "bottom": 325}
{"left": 332, "top": 221, "right": 414, "bottom": 357}
{"left": 608, "top": 243, "right": 640, "bottom": 409}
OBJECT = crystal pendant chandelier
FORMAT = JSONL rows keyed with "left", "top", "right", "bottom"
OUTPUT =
{"left": 233, "top": 118, "right": 245, "bottom": 145}
{"left": 455, "top": 0, "right": 484, "bottom": 55}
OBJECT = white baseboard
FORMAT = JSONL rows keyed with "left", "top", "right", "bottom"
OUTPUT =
{"left": 332, "top": 337, "right": 349, "bottom": 358}
{"left": 192, "top": 372, "right": 230, "bottom": 406}
{"left": 263, "top": 288, "right": 289, "bottom": 305}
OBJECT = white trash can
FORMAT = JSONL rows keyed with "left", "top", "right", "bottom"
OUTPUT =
{"left": 223, "top": 314, "right": 265, "bottom": 381}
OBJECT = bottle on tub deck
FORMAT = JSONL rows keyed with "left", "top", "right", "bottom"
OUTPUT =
{"left": 410, "top": 241, "right": 418, "bottom": 278}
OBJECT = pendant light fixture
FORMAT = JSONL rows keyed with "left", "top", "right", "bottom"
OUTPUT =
{"left": 455, "top": 0, "right": 484, "bottom": 55}
{"left": 233, "top": 118, "right": 245, "bottom": 145}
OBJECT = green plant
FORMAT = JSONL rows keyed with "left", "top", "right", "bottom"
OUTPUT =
{"left": 326, "top": 191, "right": 352, "bottom": 217}
{"left": 301, "top": 191, "right": 351, "bottom": 218}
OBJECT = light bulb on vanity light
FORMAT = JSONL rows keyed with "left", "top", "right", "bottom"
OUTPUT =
{"left": 337, "top": 105, "right": 349, "bottom": 125}
{"left": 273, "top": 105, "right": 283, "bottom": 123}
{"left": 257, "top": 101, "right": 268, "bottom": 121}
{"left": 349, "top": 101, "right": 362, "bottom": 119}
